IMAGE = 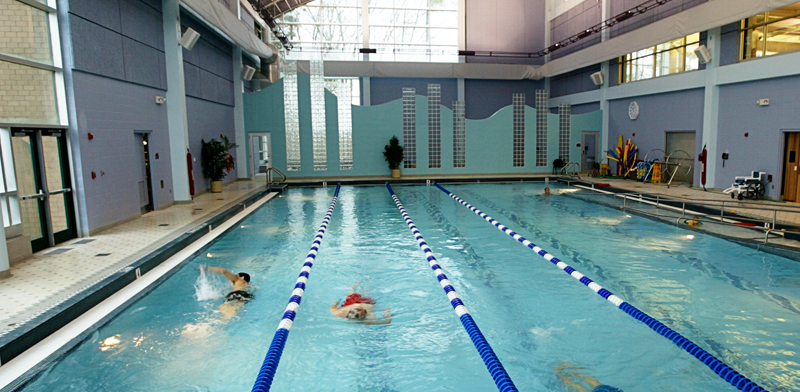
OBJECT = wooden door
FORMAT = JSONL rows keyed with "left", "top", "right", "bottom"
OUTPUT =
{"left": 783, "top": 133, "right": 800, "bottom": 202}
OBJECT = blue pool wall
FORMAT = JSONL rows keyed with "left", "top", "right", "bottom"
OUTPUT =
{"left": 243, "top": 75, "right": 602, "bottom": 178}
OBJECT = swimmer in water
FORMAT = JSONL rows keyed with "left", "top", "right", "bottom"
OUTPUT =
{"left": 330, "top": 282, "right": 392, "bottom": 324}
{"left": 686, "top": 215, "right": 702, "bottom": 226}
{"left": 202, "top": 266, "right": 253, "bottom": 319}
{"left": 556, "top": 362, "right": 623, "bottom": 392}
{"left": 543, "top": 187, "right": 551, "bottom": 195}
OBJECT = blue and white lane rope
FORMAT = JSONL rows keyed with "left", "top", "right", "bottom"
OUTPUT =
{"left": 251, "top": 185, "right": 341, "bottom": 392}
{"left": 433, "top": 183, "right": 767, "bottom": 392}
{"left": 386, "top": 184, "right": 518, "bottom": 392}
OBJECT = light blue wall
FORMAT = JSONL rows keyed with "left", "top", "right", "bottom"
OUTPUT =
{"left": 716, "top": 74, "right": 800, "bottom": 199}
{"left": 608, "top": 88, "right": 705, "bottom": 184}
{"left": 243, "top": 77, "right": 603, "bottom": 178}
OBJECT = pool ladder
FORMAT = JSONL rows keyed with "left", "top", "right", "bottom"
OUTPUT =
{"left": 266, "top": 167, "right": 286, "bottom": 189}
{"left": 560, "top": 162, "right": 581, "bottom": 180}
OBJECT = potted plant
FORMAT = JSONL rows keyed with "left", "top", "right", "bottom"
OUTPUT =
{"left": 200, "top": 135, "right": 238, "bottom": 193}
{"left": 383, "top": 135, "right": 404, "bottom": 179}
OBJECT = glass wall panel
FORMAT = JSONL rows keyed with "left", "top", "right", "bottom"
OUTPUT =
{"left": 0, "top": 61, "right": 58, "bottom": 124}
{"left": 620, "top": 33, "right": 700, "bottom": 84}
{"left": 0, "top": 0, "right": 52, "bottom": 65}
{"left": 741, "top": 2, "right": 800, "bottom": 60}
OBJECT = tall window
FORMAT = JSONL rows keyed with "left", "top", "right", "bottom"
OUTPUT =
{"left": 274, "top": 0, "right": 458, "bottom": 62}
{"left": 619, "top": 33, "right": 701, "bottom": 84}
{"left": 0, "top": 0, "right": 62, "bottom": 125}
{"left": 741, "top": 2, "right": 800, "bottom": 60}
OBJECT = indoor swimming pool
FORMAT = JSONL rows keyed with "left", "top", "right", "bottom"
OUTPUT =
{"left": 19, "top": 184, "right": 800, "bottom": 391}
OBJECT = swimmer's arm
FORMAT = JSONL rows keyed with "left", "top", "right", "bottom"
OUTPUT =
{"left": 330, "top": 301, "right": 347, "bottom": 318}
{"left": 361, "top": 308, "right": 392, "bottom": 325}
{"left": 206, "top": 267, "right": 239, "bottom": 284}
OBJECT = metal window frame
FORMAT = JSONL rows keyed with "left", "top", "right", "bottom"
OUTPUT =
{"left": 738, "top": 7, "right": 800, "bottom": 61}
{"left": 618, "top": 33, "right": 700, "bottom": 84}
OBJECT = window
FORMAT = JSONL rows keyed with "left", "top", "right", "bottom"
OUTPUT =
{"left": 274, "top": 0, "right": 458, "bottom": 62}
{"left": 324, "top": 78, "right": 358, "bottom": 170}
{"left": 741, "top": 2, "right": 800, "bottom": 60}
{"left": 619, "top": 33, "right": 701, "bottom": 84}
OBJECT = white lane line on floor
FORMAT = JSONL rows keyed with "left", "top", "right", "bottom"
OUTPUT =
{"left": 0, "top": 193, "right": 277, "bottom": 389}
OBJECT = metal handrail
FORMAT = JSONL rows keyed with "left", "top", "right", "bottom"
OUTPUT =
{"left": 266, "top": 167, "right": 286, "bottom": 186}
{"left": 560, "top": 162, "right": 581, "bottom": 180}
{"left": 578, "top": 189, "right": 791, "bottom": 244}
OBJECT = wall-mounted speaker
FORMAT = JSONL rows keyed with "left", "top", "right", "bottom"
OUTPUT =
{"left": 695, "top": 45, "right": 712, "bottom": 64}
{"left": 242, "top": 65, "right": 256, "bottom": 81}
{"left": 590, "top": 71, "right": 604, "bottom": 86}
{"left": 179, "top": 28, "right": 201, "bottom": 50}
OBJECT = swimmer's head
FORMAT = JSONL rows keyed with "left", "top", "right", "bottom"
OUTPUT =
{"left": 346, "top": 306, "right": 367, "bottom": 319}
{"left": 238, "top": 272, "right": 250, "bottom": 283}
{"left": 544, "top": 187, "right": 551, "bottom": 194}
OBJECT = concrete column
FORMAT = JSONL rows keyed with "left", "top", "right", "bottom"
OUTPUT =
{"left": 457, "top": 78, "right": 464, "bottom": 102}
{"left": 600, "top": 61, "right": 610, "bottom": 159}
{"left": 163, "top": 0, "right": 191, "bottom": 201}
{"left": 233, "top": 47, "right": 248, "bottom": 178}
{"left": 362, "top": 77, "right": 371, "bottom": 106}
{"left": 56, "top": 0, "right": 89, "bottom": 236}
{"left": 0, "top": 206, "right": 11, "bottom": 280}
{"left": 701, "top": 27, "right": 722, "bottom": 189}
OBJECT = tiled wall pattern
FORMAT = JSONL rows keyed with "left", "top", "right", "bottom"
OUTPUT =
{"left": 427, "top": 84, "right": 441, "bottom": 168}
{"left": 310, "top": 60, "right": 327, "bottom": 170}
{"left": 284, "top": 62, "right": 301, "bottom": 171}
{"left": 536, "top": 90, "right": 549, "bottom": 166}
{"left": 559, "top": 103, "right": 571, "bottom": 161}
{"left": 0, "top": 61, "right": 58, "bottom": 124}
{"left": 402, "top": 88, "right": 416, "bottom": 169}
{"left": 512, "top": 93, "right": 525, "bottom": 167}
{"left": 336, "top": 80, "right": 353, "bottom": 170}
{"left": 452, "top": 101, "right": 466, "bottom": 168}
{"left": 0, "top": 0, "right": 52, "bottom": 64}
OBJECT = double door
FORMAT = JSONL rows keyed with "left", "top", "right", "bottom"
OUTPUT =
{"left": 12, "top": 129, "right": 76, "bottom": 252}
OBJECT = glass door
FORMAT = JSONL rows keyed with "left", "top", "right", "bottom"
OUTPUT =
{"left": 250, "top": 133, "right": 271, "bottom": 181}
{"left": 12, "top": 128, "right": 76, "bottom": 252}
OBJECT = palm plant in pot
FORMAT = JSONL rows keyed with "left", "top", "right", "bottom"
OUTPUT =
{"left": 201, "top": 135, "right": 238, "bottom": 193}
{"left": 383, "top": 135, "right": 404, "bottom": 179}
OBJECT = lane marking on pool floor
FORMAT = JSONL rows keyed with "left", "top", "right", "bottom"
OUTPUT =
{"left": 433, "top": 182, "right": 767, "bottom": 392}
{"left": 0, "top": 193, "right": 278, "bottom": 391}
{"left": 251, "top": 185, "right": 340, "bottom": 392}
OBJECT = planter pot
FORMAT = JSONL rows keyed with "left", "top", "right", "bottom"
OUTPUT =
{"left": 210, "top": 180, "right": 223, "bottom": 193}
{"left": 391, "top": 169, "right": 401, "bottom": 179}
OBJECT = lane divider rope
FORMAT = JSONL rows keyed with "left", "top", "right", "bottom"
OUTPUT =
{"left": 252, "top": 185, "right": 341, "bottom": 392}
{"left": 386, "top": 184, "right": 518, "bottom": 392}
{"left": 433, "top": 183, "right": 767, "bottom": 392}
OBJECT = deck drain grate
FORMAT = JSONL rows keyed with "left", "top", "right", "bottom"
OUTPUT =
{"left": 72, "top": 239, "right": 96, "bottom": 245}
{"left": 44, "top": 248, "right": 72, "bottom": 255}
{"left": 95, "top": 253, "right": 111, "bottom": 257}
{"left": 194, "top": 208, "right": 203, "bottom": 211}
{"left": 158, "top": 224, "right": 169, "bottom": 226}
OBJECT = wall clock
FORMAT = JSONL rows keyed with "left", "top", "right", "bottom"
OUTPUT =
{"left": 628, "top": 101, "right": 640, "bottom": 120}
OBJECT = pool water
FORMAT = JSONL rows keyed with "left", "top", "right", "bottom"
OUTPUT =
{"left": 21, "top": 184, "right": 800, "bottom": 391}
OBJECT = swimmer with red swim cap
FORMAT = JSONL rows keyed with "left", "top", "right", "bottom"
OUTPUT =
{"left": 330, "top": 282, "right": 392, "bottom": 324}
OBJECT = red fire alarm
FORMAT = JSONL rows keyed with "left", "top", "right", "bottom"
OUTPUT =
{"left": 744, "top": 132, "right": 749, "bottom": 137}
{"left": 88, "top": 133, "right": 94, "bottom": 140}
{"left": 91, "top": 171, "right": 96, "bottom": 179}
